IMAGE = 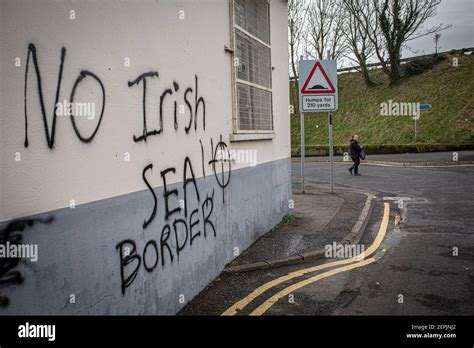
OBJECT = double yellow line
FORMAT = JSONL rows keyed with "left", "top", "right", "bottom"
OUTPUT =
{"left": 222, "top": 202, "right": 391, "bottom": 316}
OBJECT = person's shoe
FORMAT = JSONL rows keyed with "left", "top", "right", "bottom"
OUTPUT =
{"left": 354, "top": 173, "right": 362, "bottom": 176}
{"left": 348, "top": 168, "right": 353, "bottom": 175}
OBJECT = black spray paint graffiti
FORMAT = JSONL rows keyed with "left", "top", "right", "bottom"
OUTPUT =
{"left": 20, "top": 44, "right": 230, "bottom": 298}
{"left": 0, "top": 217, "right": 54, "bottom": 307}
{"left": 142, "top": 164, "right": 157, "bottom": 229}
{"left": 69, "top": 70, "right": 106, "bottom": 143}
{"left": 115, "top": 188, "right": 216, "bottom": 295}
{"left": 115, "top": 153, "right": 216, "bottom": 294}
{"left": 23, "top": 45, "right": 208, "bottom": 149}
{"left": 128, "top": 73, "right": 206, "bottom": 142}
{"left": 24, "top": 44, "right": 106, "bottom": 149}
{"left": 209, "top": 135, "right": 231, "bottom": 203}
{"left": 115, "top": 136, "right": 230, "bottom": 295}
{"left": 139, "top": 135, "right": 229, "bottom": 231}
{"left": 128, "top": 71, "right": 160, "bottom": 142}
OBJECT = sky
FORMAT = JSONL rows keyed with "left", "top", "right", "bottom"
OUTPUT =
{"left": 401, "top": 0, "right": 474, "bottom": 58}
{"left": 330, "top": 0, "right": 474, "bottom": 68}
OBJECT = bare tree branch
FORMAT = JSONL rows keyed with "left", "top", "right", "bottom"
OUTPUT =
{"left": 341, "top": 0, "right": 377, "bottom": 86}
{"left": 374, "top": 0, "right": 448, "bottom": 84}
{"left": 307, "top": 0, "right": 349, "bottom": 62}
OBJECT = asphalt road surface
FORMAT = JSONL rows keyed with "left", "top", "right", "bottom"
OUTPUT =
{"left": 288, "top": 160, "right": 474, "bottom": 315}
{"left": 181, "top": 160, "right": 474, "bottom": 316}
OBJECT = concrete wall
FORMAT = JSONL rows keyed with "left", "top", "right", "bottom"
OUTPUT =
{"left": 0, "top": 0, "right": 291, "bottom": 314}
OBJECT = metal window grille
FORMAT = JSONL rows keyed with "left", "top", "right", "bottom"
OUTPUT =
{"left": 232, "top": 0, "right": 273, "bottom": 132}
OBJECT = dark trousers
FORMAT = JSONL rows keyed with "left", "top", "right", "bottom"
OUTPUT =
{"left": 349, "top": 156, "right": 360, "bottom": 174}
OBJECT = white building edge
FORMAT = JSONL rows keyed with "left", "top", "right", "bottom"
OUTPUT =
{"left": 0, "top": 0, "right": 291, "bottom": 314}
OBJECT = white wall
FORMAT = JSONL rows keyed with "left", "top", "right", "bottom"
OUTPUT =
{"left": 0, "top": 0, "right": 290, "bottom": 222}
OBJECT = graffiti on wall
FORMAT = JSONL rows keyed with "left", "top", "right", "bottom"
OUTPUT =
{"left": 24, "top": 44, "right": 106, "bottom": 148}
{"left": 115, "top": 134, "right": 233, "bottom": 294}
{"left": 128, "top": 72, "right": 206, "bottom": 141}
{"left": 0, "top": 217, "right": 54, "bottom": 307}
{"left": 17, "top": 43, "right": 232, "bottom": 297}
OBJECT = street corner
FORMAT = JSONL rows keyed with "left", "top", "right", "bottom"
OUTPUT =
{"left": 1, "top": 0, "right": 473, "bottom": 345}
{"left": 222, "top": 187, "right": 373, "bottom": 274}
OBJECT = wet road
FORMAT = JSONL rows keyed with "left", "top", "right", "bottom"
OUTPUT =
{"left": 287, "top": 160, "right": 474, "bottom": 315}
{"left": 180, "top": 160, "right": 474, "bottom": 315}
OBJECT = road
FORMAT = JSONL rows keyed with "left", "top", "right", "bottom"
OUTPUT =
{"left": 180, "top": 158, "right": 474, "bottom": 316}
{"left": 288, "top": 159, "right": 474, "bottom": 315}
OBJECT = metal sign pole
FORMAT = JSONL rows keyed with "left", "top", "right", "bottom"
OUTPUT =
{"left": 300, "top": 110, "right": 305, "bottom": 193}
{"left": 328, "top": 111, "right": 334, "bottom": 193}
{"left": 298, "top": 55, "right": 338, "bottom": 195}
{"left": 415, "top": 104, "right": 432, "bottom": 141}
{"left": 299, "top": 55, "right": 305, "bottom": 194}
{"left": 327, "top": 51, "right": 334, "bottom": 194}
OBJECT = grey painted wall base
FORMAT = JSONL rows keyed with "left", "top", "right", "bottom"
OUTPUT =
{"left": 0, "top": 157, "right": 291, "bottom": 315}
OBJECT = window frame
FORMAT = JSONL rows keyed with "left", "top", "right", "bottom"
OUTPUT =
{"left": 230, "top": 0, "right": 274, "bottom": 136}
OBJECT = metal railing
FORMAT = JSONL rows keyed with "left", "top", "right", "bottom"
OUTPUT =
{"left": 289, "top": 47, "right": 474, "bottom": 79}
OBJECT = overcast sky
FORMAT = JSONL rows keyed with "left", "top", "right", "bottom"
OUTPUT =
{"left": 401, "top": 0, "right": 474, "bottom": 57}
{"left": 336, "top": 0, "right": 474, "bottom": 68}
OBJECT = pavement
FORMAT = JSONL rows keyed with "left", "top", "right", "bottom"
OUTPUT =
{"left": 179, "top": 151, "right": 474, "bottom": 316}
{"left": 224, "top": 189, "right": 371, "bottom": 273}
{"left": 300, "top": 150, "right": 474, "bottom": 166}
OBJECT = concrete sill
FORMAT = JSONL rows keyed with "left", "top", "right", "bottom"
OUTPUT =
{"left": 230, "top": 133, "right": 274, "bottom": 142}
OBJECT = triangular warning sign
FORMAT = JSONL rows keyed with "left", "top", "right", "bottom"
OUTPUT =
{"left": 301, "top": 61, "right": 336, "bottom": 94}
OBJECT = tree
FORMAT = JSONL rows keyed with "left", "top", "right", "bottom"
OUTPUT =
{"left": 433, "top": 32, "right": 441, "bottom": 54}
{"left": 344, "top": 0, "right": 449, "bottom": 85}
{"left": 344, "top": 0, "right": 393, "bottom": 77}
{"left": 375, "top": 0, "right": 449, "bottom": 85}
{"left": 341, "top": 0, "right": 376, "bottom": 86}
{"left": 288, "top": 0, "right": 307, "bottom": 113}
{"left": 307, "top": 0, "right": 349, "bottom": 62}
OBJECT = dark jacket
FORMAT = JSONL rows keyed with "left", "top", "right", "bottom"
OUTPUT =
{"left": 350, "top": 139, "right": 361, "bottom": 159}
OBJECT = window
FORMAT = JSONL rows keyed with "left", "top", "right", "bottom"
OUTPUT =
{"left": 232, "top": 0, "right": 273, "bottom": 133}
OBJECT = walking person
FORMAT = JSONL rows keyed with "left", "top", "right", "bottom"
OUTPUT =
{"left": 348, "top": 134, "right": 363, "bottom": 176}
